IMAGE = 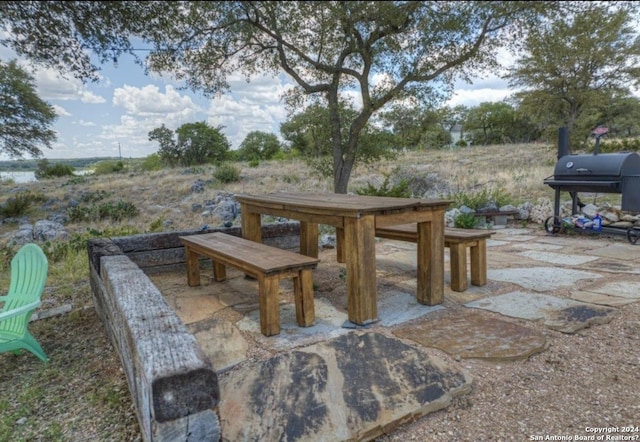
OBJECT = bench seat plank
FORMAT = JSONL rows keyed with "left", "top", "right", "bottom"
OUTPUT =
{"left": 179, "top": 233, "right": 319, "bottom": 336}
{"left": 375, "top": 224, "right": 495, "bottom": 292}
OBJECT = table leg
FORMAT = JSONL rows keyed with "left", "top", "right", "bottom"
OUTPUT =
{"left": 299, "top": 221, "right": 319, "bottom": 258}
{"left": 416, "top": 216, "right": 445, "bottom": 305}
{"left": 344, "top": 215, "right": 378, "bottom": 325}
{"left": 335, "top": 227, "right": 345, "bottom": 263}
{"left": 241, "top": 208, "right": 262, "bottom": 242}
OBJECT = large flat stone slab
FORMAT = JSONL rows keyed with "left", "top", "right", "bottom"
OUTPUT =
{"left": 515, "top": 250, "right": 599, "bottom": 266}
{"left": 188, "top": 317, "right": 249, "bottom": 373}
{"left": 508, "top": 242, "right": 564, "bottom": 251}
{"left": 487, "top": 267, "right": 602, "bottom": 291}
{"left": 570, "top": 291, "right": 638, "bottom": 307}
{"left": 465, "top": 292, "right": 617, "bottom": 333}
{"left": 587, "top": 243, "right": 640, "bottom": 261}
{"left": 570, "top": 280, "right": 640, "bottom": 307}
{"left": 393, "top": 309, "right": 547, "bottom": 361}
{"left": 218, "top": 332, "right": 471, "bottom": 441}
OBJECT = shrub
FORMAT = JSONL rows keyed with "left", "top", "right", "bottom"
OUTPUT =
{"left": 452, "top": 186, "right": 511, "bottom": 211}
{"left": 454, "top": 212, "right": 479, "bottom": 229}
{"left": 66, "top": 199, "right": 139, "bottom": 222}
{"left": 0, "top": 190, "right": 45, "bottom": 218}
{"left": 97, "top": 200, "right": 139, "bottom": 221}
{"left": 355, "top": 175, "right": 411, "bottom": 198}
{"left": 34, "top": 160, "right": 76, "bottom": 179}
{"left": 214, "top": 163, "right": 241, "bottom": 183}
{"left": 93, "top": 160, "right": 126, "bottom": 175}
{"left": 140, "top": 153, "right": 164, "bottom": 171}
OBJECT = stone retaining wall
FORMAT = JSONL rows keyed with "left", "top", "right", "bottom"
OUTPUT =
{"left": 87, "top": 222, "right": 301, "bottom": 442}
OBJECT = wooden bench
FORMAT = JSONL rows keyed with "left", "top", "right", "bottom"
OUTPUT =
{"left": 179, "top": 232, "right": 319, "bottom": 337}
{"left": 375, "top": 225, "right": 495, "bottom": 292}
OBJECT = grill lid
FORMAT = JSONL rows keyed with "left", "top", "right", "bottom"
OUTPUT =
{"left": 552, "top": 152, "right": 640, "bottom": 179}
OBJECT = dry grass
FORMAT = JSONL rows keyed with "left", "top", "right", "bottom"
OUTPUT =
{"left": 0, "top": 143, "right": 587, "bottom": 441}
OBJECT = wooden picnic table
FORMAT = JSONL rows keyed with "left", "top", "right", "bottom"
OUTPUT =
{"left": 235, "top": 192, "right": 451, "bottom": 326}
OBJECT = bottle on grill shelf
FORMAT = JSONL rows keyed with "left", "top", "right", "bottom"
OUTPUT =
{"left": 593, "top": 213, "right": 603, "bottom": 232}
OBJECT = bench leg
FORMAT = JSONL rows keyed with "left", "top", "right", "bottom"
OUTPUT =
{"left": 212, "top": 261, "right": 226, "bottom": 282}
{"left": 449, "top": 243, "right": 468, "bottom": 292}
{"left": 258, "top": 275, "right": 280, "bottom": 336}
{"left": 470, "top": 240, "right": 487, "bottom": 286}
{"left": 293, "top": 269, "right": 315, "bottom": 327}
{"left": 185, "top": 248, "right": 201, "bottom": 287}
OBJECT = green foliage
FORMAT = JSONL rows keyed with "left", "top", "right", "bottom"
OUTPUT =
{"left": 213, "top": 163, "right": 241, "bottom": 183}
{"left": 0, "top": 59, "right": 57, "bottom": 158}
{"left": 452, "top": 187, "right": 511, "bottom": 211}
{"left": 355, "top": 175, "right": 411, "bottom": 198}
{"left": 0, "top": 190, "right": 45, "bottom": 218}
{"left": 237, "top": 131, "right": 282, "bottom": 161}
{"left": 149, "top": 122, "right": 231, "bottom": 167}
{"left": 41, "top": 226, "right": 141, "bottom": 263}
{"left": 34, "top": 159, "right": 75, "bottom": 179}
{"left": 281, "top": 102, "right": 399, "bottom": 180}
{"left": 140, "top": 153, "right": 164, "bottom": 171}
{"left": 148, "top": 218, "right": 164, "bottom": 232}
{"left": 454, "top": 212, "right": 479, "bottom": 229}
{"left": 455, "top": 139, "right": 468, "bottom": 147}
{"left": 464, "top": 101, "right": 539, "bottom": 145}
{"left": 418, "top": 127, "right": 452, "bottom": 150}
{"left": 80, "top": 190, "right": 110, "bottom": 203}
{"left": 248, "top": 158, "right": 260, "bottom": 167}
{"left": 93, "top": 160, "right": 125, "bottom": 175}
{"left": 67, "top": 199, "right": 139, "bottom": 222}
{"left": 508, "top": 4, "right": 640, "bottom": 148}
{"left": 599, "top": 138, "right": 640, "bottom": 153}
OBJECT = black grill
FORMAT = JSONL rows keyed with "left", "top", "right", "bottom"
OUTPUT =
{"left": 543, "top": 127, "right": 640, "bottom": 243}
{"left": 543, "top": 152, "right": 640, "bottom": 210}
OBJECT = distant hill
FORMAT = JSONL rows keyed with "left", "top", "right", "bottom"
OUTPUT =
{"left": 0, "top": 157, "right": 128, "bottom": 171}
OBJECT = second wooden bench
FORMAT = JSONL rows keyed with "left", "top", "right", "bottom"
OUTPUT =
{"left": 179, "top": 232, "right": 319, "bottom": 336}
{"left": 375, "top": 225, "right": 495, "bottom": 292}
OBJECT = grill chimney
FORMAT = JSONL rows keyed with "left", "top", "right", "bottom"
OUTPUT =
{"left": 558, "top": 127, "right": 569, "bottom": 159}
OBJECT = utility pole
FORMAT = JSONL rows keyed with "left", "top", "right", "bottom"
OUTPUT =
{"left": 118, "top": 141, "right": 122, "bottom": 160}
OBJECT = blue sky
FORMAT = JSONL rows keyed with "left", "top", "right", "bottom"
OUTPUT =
{"left": 1, "top": 44, "right": 517, "bottom": 161}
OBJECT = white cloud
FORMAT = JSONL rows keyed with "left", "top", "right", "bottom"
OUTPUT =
{"left": 206, "top": 74, "right": 293, "bottom": 148}
{"left": 447, "top": 86, "right": 513, "bottom": 108}
{"left": 52, "top": 105, "right": 71, "bottom": 117}
{"left": 112, "top": 84, "right": 201, "bottom": 116}
{"left": 74, "top": 120, "right": 96, "bottom": 127}
{"left": 32, "top": 67, "right": 106, "bottom": 103}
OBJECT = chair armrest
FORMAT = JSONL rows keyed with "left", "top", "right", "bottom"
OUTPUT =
{"left": 0, "top": 301, "right": 42, "bottom": 321}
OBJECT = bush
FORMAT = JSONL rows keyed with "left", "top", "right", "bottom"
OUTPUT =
{"left": 66, "top": 199, "right": 139, "bottom": 222}
{"left": 0, "top": 190, "right": 46, "bottom": 218}
{"left": 452, "top": 186, "right": 511, "bottom": 211}
{"left": 140, "top": 153, "right": 164, "bottom": 171}
{"left": 355, "top": 175, "right": 411, "bottom": 198}
{"left": 214, "top": 163, "right": 241, "bottom": 183}
{"left": 93, "top": 160, "right": 126, "bottom": 175}
{"left": 454, "top": 212, "right": 479, "bottom": 229}
{"left": 34, "top": 160, "right": 75, "bottom": 179}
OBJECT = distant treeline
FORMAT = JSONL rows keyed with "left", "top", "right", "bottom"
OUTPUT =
{"left": 0, "top": 157, "right": 122, "bottom": 172}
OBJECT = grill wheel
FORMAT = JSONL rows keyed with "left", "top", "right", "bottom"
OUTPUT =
{"left": 627, "top": 227, "right": 640, "bottom": 245}
{"left": 544, "top": 216, "right": 564, "bottom": 235}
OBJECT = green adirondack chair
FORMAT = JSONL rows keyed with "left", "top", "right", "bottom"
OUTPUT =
{"left": 0, "top": 243, "right": 49, "bottom": 363}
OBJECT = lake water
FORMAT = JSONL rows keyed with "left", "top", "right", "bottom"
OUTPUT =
{"left": 0, "top": 171, "right": 37, "bottom": 183}
{"left": 0, "top": 170, "right": 93, "bottom": 184}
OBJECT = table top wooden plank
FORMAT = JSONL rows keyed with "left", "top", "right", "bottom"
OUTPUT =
{"left": 236, "top": 193, "right": 451, "bottom": 218}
